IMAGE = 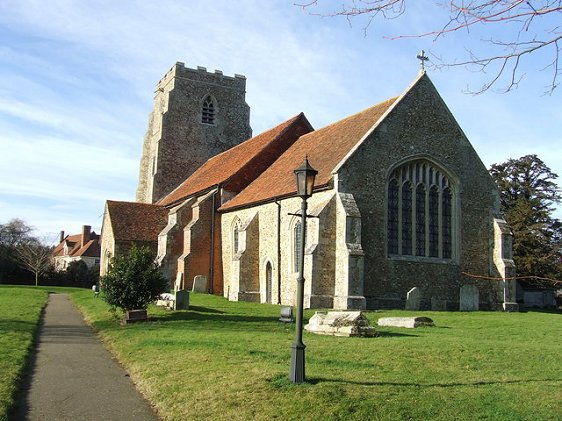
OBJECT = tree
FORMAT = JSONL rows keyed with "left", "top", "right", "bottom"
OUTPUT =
{"left": 298, "top": 1, "right": 562, "bottom": 93}
{"left": 490, "top": 154, "right": 562, "bottom": 283}
{"left": 15, "top": 238, "right": 54, "bottom": 286}
{"left": 0, "top": 219, "right": 35, "bottom": 282}
{"left": 65, "top": 260, "right": 99, "bottom": 287}
{"left": 101, "top": 245, "right": 168, "bottom": 312}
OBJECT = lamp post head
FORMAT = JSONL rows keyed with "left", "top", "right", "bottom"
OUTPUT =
{"left": 294, "top": 158, "right": 318, "bottom": 199}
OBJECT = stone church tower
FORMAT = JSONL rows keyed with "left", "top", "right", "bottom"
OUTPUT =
{"left": 136, "top": 62, "right": 252, "bottom": 203}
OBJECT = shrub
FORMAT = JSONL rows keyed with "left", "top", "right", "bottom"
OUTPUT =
{"left": 101, "top": 245, "right": 168, "bottom": 311}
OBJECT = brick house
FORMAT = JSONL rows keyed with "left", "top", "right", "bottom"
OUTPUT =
{"left": 53, "top": 225, "right": 101, "bottom": 270}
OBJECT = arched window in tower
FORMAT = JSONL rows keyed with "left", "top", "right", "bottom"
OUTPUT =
{"left": 201, "top": 95, "right": 215, "bottom": 125}
{"left": 387, "top": 159, "right": 456, "bottom": 260}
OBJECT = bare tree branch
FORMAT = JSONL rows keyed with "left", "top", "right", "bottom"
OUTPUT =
{"left": 16, "top": 237, "right": 54, "bottom": 286}
{"left": 297, "top": 0, "right": 562, "bottom": 93}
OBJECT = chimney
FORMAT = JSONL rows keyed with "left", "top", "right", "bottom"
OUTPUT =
{"left": 59, "top": 231, "right": 65, "bottom": 243}
{"left": 81, "top": 225, "right": 91, "bottom": 248}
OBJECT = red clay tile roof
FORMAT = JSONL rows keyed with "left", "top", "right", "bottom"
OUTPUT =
{"left": 53, "top": 231, "right": 101, "bottom": 258}
{"left": 105, "top": 200, "right": 168, "bottom": 241}
{"left": 157, "top": 113, "right": 313, "bottom": 207}
{"left": 73, "top": 239, "right": 101, "bottom": 258}
{"left": 220, "top": 97, "right": 398, "bottom": 211}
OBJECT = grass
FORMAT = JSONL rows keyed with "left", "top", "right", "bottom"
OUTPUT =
{"left": 0, "top": 286, "right": 48, "bottom": 421}
{"left": 2, "top": 286, "right": 561, "bottom": 420}
{"left": 68, "top": 290, "right": 562, "bottom": 421}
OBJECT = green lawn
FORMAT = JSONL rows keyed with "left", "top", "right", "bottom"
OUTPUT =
{"left": 67, "top": 290, "right": 562, "bottom": 421}
{"left": 0, "top": 286, "right": 48, "bottom": 421}
{"left": 1, "top": 286, "right": 561, "bottom": 420}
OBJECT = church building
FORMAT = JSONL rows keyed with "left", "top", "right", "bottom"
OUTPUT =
{"left": 100, "top": 61, "right": 516, "bottom": 311}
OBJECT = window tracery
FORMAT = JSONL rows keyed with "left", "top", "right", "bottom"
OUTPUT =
{"left": 387, "top": 160, "right": 456, "bottom": 260}
{"left": 202, "top": 95, "right": 215, "bottom": 124}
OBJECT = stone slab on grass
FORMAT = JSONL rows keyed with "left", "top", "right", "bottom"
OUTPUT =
{"left": 305, "top": 311, "right": 376, "bottom": 337}
{"left": 377, "top": 316, "right": 434, "bottom": 328}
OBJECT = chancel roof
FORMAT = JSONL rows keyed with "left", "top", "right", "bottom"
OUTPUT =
{"left": 157, "top": 113, "right": 313, "bottom": 207}
{"left": 219, "top": 96, "right": 399, "bottom": 211}
{"left": 105, "top": 200, "right": 168, "bottom": 241}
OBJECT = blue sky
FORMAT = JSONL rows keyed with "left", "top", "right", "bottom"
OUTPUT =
{"left": 0, "top": 0, "right": 560, "bottom": 240}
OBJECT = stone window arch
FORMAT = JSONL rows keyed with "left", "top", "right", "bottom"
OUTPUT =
{"left": 201, "top": 95, "right": 216, "bottom": 125}
{"left": 387, "top": 159, "right": 457, "bottom": 260}
{"left": 232, "top": 218, "right": 241, "bottom": 255}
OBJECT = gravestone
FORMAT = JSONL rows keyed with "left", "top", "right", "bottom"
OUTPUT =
{"left": 279, "top": 306, "right": 293, "bottom": 323}
{"left": 460, "top": 285, "right": 479, "bottom": 311}
{"left": 124, "top": 309, "right": 148, "bottom": 324}
{"left": 174, "top": 272, "right": 183, "bottom": 291}
{"left": 431, "top": 298, "right": 447, "bottom": 311}
{"left": 377, "top": 317, "right": 434, "bottom": 328}
{"left": 174, "top": 289, "right": 189, "bottom": 310}
{"left": 192, "top": 275, "right": 207, "bottom": 292}
{"left": 304, "top": 311, "right": 376, "bottom": 337}
{"left": 405, "top": 287, "right": 421, "bottom": 310}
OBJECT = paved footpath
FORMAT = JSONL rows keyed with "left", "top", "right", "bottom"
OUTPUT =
{"left": 12, "top": 293, "right": 159, "bottom": 421}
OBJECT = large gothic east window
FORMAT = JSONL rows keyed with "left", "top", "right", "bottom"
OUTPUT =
{"left": 387, "top": 160, "right": 456, "bottom": 260}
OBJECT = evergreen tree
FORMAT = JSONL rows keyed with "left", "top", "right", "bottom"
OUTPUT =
{"left": 490, "top": 155, "right": 562, "bottom": 284}
{"left": 101, "top": 245, "right": 168, "bottom": 311}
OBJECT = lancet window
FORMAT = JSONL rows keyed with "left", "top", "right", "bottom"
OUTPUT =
{"left": 232, "top": 220, "right": 240, "bottom": 254}
{"left": 202, "top": 95, "right": 216, "bottom": 125}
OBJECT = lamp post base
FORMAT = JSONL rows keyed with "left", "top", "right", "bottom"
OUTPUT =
{"left": 289, "top": 343, "right": 306, "bottom": 383}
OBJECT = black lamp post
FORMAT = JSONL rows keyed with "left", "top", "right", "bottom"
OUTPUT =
{"left": 289, "top": 157, "right": 318, "bottom": 384}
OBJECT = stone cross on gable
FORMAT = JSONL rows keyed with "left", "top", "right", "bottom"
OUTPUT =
{"left": 417, "top": 50, "right": 429, "bottom": 72}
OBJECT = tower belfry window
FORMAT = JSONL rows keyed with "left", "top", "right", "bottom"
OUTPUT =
{"left": 202, "top": 96, "right": 215, "bottom": 125}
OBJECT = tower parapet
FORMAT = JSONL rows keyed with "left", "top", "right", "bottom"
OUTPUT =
{"left": 136, "top": 62, "right": 252, "bottom": 203}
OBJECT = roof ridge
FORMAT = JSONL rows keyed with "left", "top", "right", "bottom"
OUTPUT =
{"left": 157, "top": 113, "right": 312, "bottom": 206}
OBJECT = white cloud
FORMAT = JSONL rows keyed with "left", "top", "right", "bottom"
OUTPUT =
{"left": 0, "top": 0, "right": 560, "bottom": 236}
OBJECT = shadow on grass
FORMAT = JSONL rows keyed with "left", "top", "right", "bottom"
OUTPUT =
{"left": 0, "top": 319, "right": 41, "bottom": 335}
{"left": 518, "top": 308, "right": 561, "bottom": 315}
{"left": 152, "top": 308, "right": 278, "bottom": 324}
{"left": 375, "top": 331, "right": 419, "bottom": 338}
{"left": 305, "top": 376, "right": 562, "bottom": 388}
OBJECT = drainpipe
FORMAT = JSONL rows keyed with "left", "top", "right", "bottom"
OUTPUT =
{"left": 276, "top": 200, "right": 282, "bottom": 304}
{"left": 208, "top": 187, "right": 219, "bottom": 294}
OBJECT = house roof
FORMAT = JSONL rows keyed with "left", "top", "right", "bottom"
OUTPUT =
{"left": 105, "top": 200, "right": 169, "bottom": 241}
{"left": 157, "top": 113, "right": 313, "bottom": 207}
{"left": 219, "top": 96, "right": 399, "bottom": 211}
{"left": 53, "top": 232, "right": 101, "bottom": 259}
{"left": 73, "top": 239, "right": 101, "bottom": 258}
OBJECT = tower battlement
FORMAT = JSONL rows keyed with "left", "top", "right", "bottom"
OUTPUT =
{"left": 156, "top": 62, "right": 247, "bottom": 93}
